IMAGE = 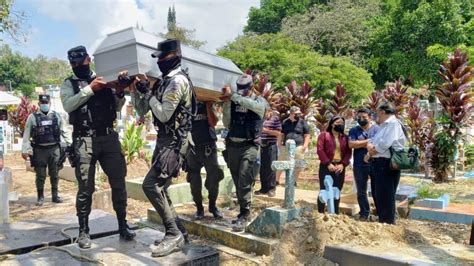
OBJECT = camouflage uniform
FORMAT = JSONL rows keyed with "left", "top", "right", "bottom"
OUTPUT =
{"left": 22, "top": 109, "right": 71, "bottom": 203}
{"left": 132, "top": 66, "right": 193, "bottom": 241}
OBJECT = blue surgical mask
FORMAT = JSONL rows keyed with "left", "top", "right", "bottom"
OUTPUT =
{"left": 40, "top": 104, "right": 50, "bottom": 113}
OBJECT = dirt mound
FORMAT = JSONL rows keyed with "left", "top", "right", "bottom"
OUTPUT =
{"left": 268, "top": 212, "right": 470, "bottom": 265}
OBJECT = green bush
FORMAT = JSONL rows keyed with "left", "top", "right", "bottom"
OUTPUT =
{"left": 466, "top": 144, "right": 474, "bottom": 170}
{"left": 120, "top": 122, "right": 147, "bottom": 163}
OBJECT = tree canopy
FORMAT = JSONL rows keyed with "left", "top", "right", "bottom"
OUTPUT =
{"left": 244, "top": 0, "right": 324, "bottom": 34}
{"left": 365, "top": 0, "right": 472, "bottom": 88}
{"left": 218, "top": 33, "right": 374, "bottom": 105}
{"left": 0, "top": 45, "right": 71, "bottom": 96}
{"left": 282, "top": 0, "right": 381, "bottom": 65}
{"left": 161, "top": 5, "right": 206, "bottom": 49}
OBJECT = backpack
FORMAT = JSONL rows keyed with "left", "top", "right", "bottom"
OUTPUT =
{"left": 389, "top": 120, "right": 420, "bottom": 170}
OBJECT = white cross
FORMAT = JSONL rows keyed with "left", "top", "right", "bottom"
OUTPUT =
{"left": 318, "top": 175, "right": 340, "bottom": 214}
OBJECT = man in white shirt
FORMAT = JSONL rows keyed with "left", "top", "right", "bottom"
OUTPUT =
{"left": 367, "top": 102, "right": 406, "bottom": 224}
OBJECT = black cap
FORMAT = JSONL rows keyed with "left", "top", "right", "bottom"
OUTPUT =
{"left": 236, "top": 74, "right": 253, "bottom": 90}
{"left": 67, "top": 45, "right": 88, "bottom": 63}
{"left": 151, "top": 39, "right": 181, "bottom": 59}
{"left": 39, "top": 94, "right": 50, "bottom": 103}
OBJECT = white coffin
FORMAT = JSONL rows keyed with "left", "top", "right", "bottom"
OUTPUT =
{"left": 93, "top": 27, "right": 243, "bottom": 101}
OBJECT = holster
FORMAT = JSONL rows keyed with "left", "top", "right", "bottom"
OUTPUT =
{"left": 66, "top": 146, "right": 77, "bottom": 168}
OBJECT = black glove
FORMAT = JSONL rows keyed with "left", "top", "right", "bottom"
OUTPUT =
{"left": 136, "top": 80, "right": 150, "bottom": 94}
{"left": 118, "top": 74, "right": 133, "bottom": 86}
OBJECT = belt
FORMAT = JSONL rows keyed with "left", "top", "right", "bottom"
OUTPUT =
{"left": 331, "top": 160, "right": 342, "bottom": 164}
{"left": 261, "top": 140, "right": 277, "bottom": 147}
{"left": 34, "top": 143, "right": 59, "bottom": 149}
{"left": 226, "top": 139, "right": 256, "bottom": 148}
{"left": 74, "top": 127, "right": 115, "bottom": 137}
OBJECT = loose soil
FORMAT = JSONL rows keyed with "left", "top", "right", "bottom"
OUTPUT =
{"left": 268, "top": 212, "right": 473, "bottom": 265}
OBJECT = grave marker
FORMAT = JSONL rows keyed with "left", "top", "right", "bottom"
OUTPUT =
{"left": 318, "top": 175, "right": 341, "bottom": 214}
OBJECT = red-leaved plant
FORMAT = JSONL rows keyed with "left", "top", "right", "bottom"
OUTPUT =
{"left": 365, "top": 90, "right": 383, "bottom": 112}
{"left": 431, "top": 48, "right": 473, "bottom": 182}
{"left": 383, "top": 79, "right": 410, "bottom": 117}
{"left": 328, "top": 83, "right": 349, "bottom": 117}
{"left": 406, "top": 95, "right": 436, "bottom": 177}
{"left": 8, "top": 96, "right": 38, "bottom": 136}
{"left": 283, "top": 80, "right": 317, "bottom": 117}
{"left": 314, "top": 99, "right": 331, "bottom": 131}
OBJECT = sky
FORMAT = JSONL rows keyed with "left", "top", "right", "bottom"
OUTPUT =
{"left": 6, "top": 0, "right": 260, "bottom": 60}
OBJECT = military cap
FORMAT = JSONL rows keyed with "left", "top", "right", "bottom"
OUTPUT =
{"left": 151, "top": 39, "right": 181, "bottom": 59}
{"left": 236, "top": 74, "right": 253, "bottom": 91}
{"left": 39, "top": 94, "right": 50, "bottom": 103}
{"left": 67, "top": 45, "right": 88, "bottom": 63}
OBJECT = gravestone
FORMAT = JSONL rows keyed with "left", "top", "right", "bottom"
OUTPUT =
{"left": 0, "top": 209, "right": 137, "bottom": 255}
{"left": 247, "top": 140, "right": 308, "bottom": 238}
{"left": 7, "top": 228, "right": 219, "bottom": 265}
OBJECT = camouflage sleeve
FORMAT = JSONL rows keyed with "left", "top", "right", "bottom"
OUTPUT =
{"left": 21, "top": 114, "right": 35, "bottom": 153}
{"left": 148, "top": 75, "right": 189, "bottom": 123}
{"left": 222, "top": 101, "right": 231, "bottom": 129}
{"left": 230, "top": 93, "right": 267, "bottom": 119}
{"left": 57, "top": 112, "right": 72, "bottom": 146}
{"left": 60, "top": 79, "right": 94, "bottom": 113}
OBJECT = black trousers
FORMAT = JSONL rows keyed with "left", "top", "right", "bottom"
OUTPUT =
{"left": 186, "top": 143, "right": 224, "bottom": 210}
{"left": 33, "top": 144, "right": 60, "bottom": 193}
{"left": 142, "top": 138, "right": 181, "bottom": 236}
{"left": 371, "top": 158, "right": 400, "bottom": 224}
{"left": 317, "top": 164, "right": 345, "bottom": 214}
{"left": 226, "top": 143, "right": 259, "bottom": 215}
{"left": 259, "top": 142, "right": 278, "bottom": 192}
{"left": 73, "top": 132, "right": 128, "bottom": 220}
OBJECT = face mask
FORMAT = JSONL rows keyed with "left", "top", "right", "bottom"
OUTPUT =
{"left": 358, "top": 118, "right": 368, "bottom": 127}
{"left": 40, "top": 104, "right": 49, "bottom": 113}
{"left": 334, "top": 124, "right": 345, "bottom": 133}
{"left": 157, "top": 55, "right": 181, "bottom": 76}
{"left": 72, "top": 64, "right": 92, "bottom": 80}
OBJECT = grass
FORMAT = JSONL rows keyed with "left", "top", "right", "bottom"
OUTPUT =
{"left": 416, "top": 183, "right": 445, "bottom": 199}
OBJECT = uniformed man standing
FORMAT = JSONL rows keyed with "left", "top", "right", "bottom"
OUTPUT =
{"left": 221, "top": 74, "right": 267, "bottom": 232}
{"left": 60, "top": 46, "right": 135, "bottom": 249}
{"left": 130, "top": 39, "right": 196, "bottom": 257}
{"left": 21, "top": 94, "right": 71, "bottom": 206}
{"left": 187, "top": 101, "right": 224, "bottom": 220}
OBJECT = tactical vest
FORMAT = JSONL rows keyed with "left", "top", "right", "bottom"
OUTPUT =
{"left": 32, "top": 112, "right": 60, "bottom": 145}
{"left": 67, "top": 77, "right": 116, "bottom": 136}
{"left": 228, "top": 101, "right": 263, "bottom": 140}
{"left": 191, "top": 102, "right": 217, "bottom": 146}
{"left": 152, "top": 71, "right": 197, "bottom": 142}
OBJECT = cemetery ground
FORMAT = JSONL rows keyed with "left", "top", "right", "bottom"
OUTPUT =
{"left": 3, "top": 152, "right": 474, "bottom": 265}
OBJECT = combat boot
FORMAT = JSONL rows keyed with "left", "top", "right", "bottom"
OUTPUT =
{"left": 118, "top": 219, "right": 136, "bottom": 240}
{"left": 51, "top": 188, "right": 63, "bottom": 203}
{"left": 36, "top": 189, "right": 44, "bottom": 206}
{"left": 78, "top": 217, "right": 91, "bottom": 249}
{"left": 209, "top": 203, "right": 223, "bottom": 219}
{"left": 232, "top": 210, "right": 250, "bottom": 232}
{"left": 194, "top": 207, "right": 204, "bottom": 220}
{"left": 151, "top": 233, "right": 185, "bottom": 257}
{"left": 155, "top": 218, "right": 189, "bottom": 245}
